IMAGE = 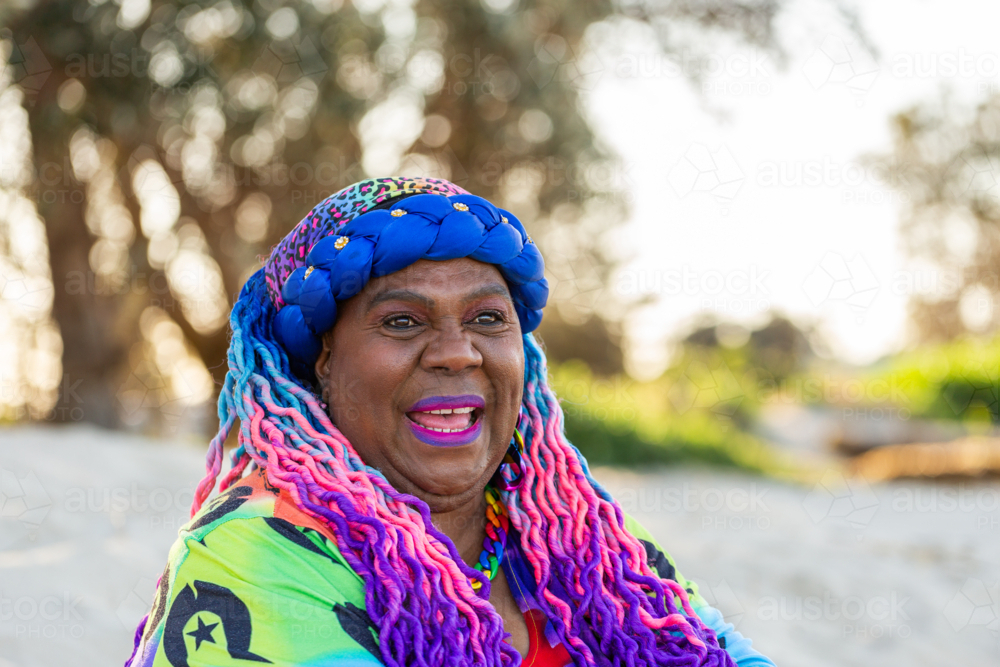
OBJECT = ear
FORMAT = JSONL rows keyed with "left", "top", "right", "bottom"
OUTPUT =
{"left": 314, "top": 332, "right": 333, "bottom": 402}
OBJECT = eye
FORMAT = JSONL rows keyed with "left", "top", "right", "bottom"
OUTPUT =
{"left": 383, "top": 314, "right": 421, "bottom": 329}
{"left": 471, "top": 310, "right": 504, "bottom": 325}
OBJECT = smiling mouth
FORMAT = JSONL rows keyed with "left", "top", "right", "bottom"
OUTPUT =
{"left": 406, "top": 406, "right": 480, "bottom": 433}
{"left": 405, "top": 395, "right": 485, "bottom": 447}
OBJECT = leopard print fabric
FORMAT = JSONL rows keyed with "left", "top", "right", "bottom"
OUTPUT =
{"left": 263, "top": 177, "right": 469, "bottom": 308}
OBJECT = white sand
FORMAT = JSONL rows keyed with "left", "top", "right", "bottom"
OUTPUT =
{"left": 1, "top": 424, "right": 997, "bottom": 666}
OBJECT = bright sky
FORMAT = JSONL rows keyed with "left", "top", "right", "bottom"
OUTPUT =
{"left": 585, "top": 0, "right": 1000, "bottom": 378}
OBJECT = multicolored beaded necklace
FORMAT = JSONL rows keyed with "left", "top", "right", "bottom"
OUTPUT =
{"left": 470, "top": 485, "right": 509, "bottom": 591}
{"left": 469, "top": 429, "right": 523, "bottom": 592}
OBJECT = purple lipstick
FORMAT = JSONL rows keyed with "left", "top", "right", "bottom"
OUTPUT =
{"left": 405, "top": 394, "right": 485, "bottom": 447}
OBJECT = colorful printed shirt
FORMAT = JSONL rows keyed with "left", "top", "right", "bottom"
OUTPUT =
{"left": 126, "top": 468, "right": 773, "bottom": 667}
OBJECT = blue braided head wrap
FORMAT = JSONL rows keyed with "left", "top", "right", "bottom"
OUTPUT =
{"left": 266, "top": 178, "right": 548, "bottom": 379}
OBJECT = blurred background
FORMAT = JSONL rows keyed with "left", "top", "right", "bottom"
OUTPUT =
{"left": 0, "top": 0, "right": 998, "bottom": 665}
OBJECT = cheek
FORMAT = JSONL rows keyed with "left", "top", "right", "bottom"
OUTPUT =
{"left": 324, "top": 333, "right": 390, "bottom": 427}
{"left": 333, "top": 342, "right": 404, "bottom": 410}
{"left": 325, "top": 349, "right": 406, "bottom": 463}
{"left": 488, "top": 339, "right": 525, "bottom": 406}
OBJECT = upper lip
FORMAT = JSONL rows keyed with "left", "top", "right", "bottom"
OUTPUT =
{"left": 406, "top": 394, "right": 485, "bottom": 413}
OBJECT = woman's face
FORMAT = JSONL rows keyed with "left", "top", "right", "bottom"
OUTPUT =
{"left": 314, "top": 257, "right": 524, "bottom": 511}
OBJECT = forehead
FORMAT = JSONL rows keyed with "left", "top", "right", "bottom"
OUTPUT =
{"left": 366, "top": 258, "right": 511, "bottom": 298}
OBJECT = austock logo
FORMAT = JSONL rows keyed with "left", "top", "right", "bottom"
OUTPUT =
{"left": 667, "top": 358, "right": 744, "bottom": 418}
{"left": 0, "top": 34, "right": 52, "bottom": 105}
{"left": 251, "top": 36, "right": 328, "bottom": 84}
{"left": 699, "top": 580, "right": 746, "bottom": 629}
{"left": 757, "top": 590, "right": 911, "bottom": 640}
{"left": 117, "top": 577, "right": 158, "bottom": 631}
{"left": 940, "top": 579, "right": 1000, "bottom": 667}
{"left": 0, "top": 590, "right": 85, "bottom": 640}
{"left": 668, "top": 144, "right": 745, "bottom": 208}
{"left": 526, "top": 34, "right": 603, "bottom": 91}
{"left": 801, "top": 34, "right": 879, "bottom": 105}
{"left": 947, "top": 147, "right": 1000, "bottom": 203}
{"left": 0, "top": 466, "right": 52, "bottom": 547}
{"left": 115, "top": 357, "right": 202, "bottom": 427}
{"left": 802, "top": 252, "right": 880, "bottom": 324}
{"left": 0, "top": 261, "right": 54, "bottom": 315}
{"left": 802, "top": 469, "right": 880, "bottom": 530}
{"left": 943, "top": 578, "right": 1000, "bottom": 638}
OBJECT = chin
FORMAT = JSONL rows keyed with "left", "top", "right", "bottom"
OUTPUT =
{"left": 408, "top": 459, "right": 491, "bottom": 501}
{"left": 392, "top": 425, "right": 500, "bottom": 500}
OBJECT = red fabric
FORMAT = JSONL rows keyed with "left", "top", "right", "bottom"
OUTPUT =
{"left": 520, "top": 609, "right": 572, "bottom": 667}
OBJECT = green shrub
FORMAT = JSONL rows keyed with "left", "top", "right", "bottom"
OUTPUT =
{"left": 549, "top": 360, "right": 785, "bottom": 475}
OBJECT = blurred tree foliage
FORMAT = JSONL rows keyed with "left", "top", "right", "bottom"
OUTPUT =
{"left": 661, "top": 314, "right": 819, "bottom": 427}
{"left": 1, "top": 0, "right": 849, "bottom": 431}
{"left": 535, "top": 306, "right": 623, "bottom": 374}
{"left": 546, "top": 314, "right": 816, "bottom": 474}
{"left": 823, "top": 334, "right": 1000, "bottom": 424}
{"left": 879, "top": 92, "right": 1000, "bottom": 342}
{"left": 682, "top": 314, "right": 817, "bottom": 379}
{"left": 550, "top": 351, "right": 786, "bottom": 474}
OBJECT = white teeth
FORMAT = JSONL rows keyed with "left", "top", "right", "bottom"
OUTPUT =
{"left": 412, "top": 405, "right": 476, "bottom": 433}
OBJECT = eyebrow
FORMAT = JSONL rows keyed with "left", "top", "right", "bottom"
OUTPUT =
{"left": 465, "top": 283, "right": 514, "bottom": 303}
{"left": 365, "top": 283, "right": 512, "bottom": 312}
{"left": 367, "top": 289, "right": 434, "bottom": 311}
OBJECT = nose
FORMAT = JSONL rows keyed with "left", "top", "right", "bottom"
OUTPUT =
{"left": 420, "top": 320, "right": 482, "bottom": 374}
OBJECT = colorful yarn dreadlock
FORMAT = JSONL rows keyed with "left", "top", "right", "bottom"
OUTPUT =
{"left": 193, "top": 177, "right": 734, "bottom": 667}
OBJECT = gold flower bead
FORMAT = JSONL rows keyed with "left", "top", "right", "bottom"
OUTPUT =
{"left": 304, "top": 266, "right": 315, "bottom": 279}
{"left": 390, "top": 209, "right": 406, "bottom": 217}
{"left": 501, "top": 216, "right": 509, "bottom": 224}
{"left": 452, "top": 202, "right": 469, "bottom": 211}
{"left": 334, "top": 236, "right": 349, "bottom": 249}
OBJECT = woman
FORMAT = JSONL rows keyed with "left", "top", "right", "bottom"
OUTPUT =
{"left": 125, "top": 176, "right": 773, "bottom": 667}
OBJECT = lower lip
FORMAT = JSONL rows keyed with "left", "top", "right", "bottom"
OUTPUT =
{"left": 406, "top": 415, "right": 483, "bottom": 447}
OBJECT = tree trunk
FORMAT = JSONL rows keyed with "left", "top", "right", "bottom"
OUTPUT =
{"left": 28, "top": 73, "right": 127, "bottom": 428}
